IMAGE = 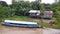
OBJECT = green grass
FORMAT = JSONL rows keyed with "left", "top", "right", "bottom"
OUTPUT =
{"left": 5, "top": 16, "right": 29, "bottom": 21}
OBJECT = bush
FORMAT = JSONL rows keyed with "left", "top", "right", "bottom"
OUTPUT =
{"left": 0, "top": 5, "right": 16, "bottom": 21}
{"left": 15, "top": 8, "right": 30, "bottom": 16}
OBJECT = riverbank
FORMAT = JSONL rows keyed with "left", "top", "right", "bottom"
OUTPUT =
{"left": 0, "top": 16, "right": 60, "bottom": 29}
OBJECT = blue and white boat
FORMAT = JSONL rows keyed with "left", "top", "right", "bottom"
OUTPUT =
{"left": 2, "top": 20, "right": 39, "bottom": 28}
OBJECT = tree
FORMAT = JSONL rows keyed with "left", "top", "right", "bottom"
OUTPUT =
{"left": 51, "top": 0, "right": 60, "bottom": 28}
{"left": 11, "top": 1, "right": 31, "bottom": 16}
{"left": 31, "top": 1, "right": 40, "bottom": 10}
{"left": 0, "top": 6, "right": 15, "bottom": 20}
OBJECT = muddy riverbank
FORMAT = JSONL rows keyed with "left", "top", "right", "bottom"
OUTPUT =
{"left": 0, "top": 25, "right": 60, "bottom": 34}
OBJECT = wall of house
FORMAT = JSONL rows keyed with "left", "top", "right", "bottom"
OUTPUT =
{"left": 43, "top": 11, "right": 53, "bottom": 18}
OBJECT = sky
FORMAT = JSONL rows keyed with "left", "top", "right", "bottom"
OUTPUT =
{"left": 25, "top": 0, "right": 55, "bottom": 4}
{"left": 0, "top": 0, "right": 55, "bottom": 5}
{"left": 41, "top": 0, "right": 55, "bottom": 4}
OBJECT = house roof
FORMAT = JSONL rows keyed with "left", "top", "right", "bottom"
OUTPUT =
{"left": 29, "top": 10, "right": 40, "bottom": 13}
{"left": 44, "top": 11, "right": 53, "bottom": 14}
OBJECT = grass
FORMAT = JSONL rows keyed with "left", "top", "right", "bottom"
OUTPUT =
{"left": 5, "top": 16, "right": 29, "bottom": 21}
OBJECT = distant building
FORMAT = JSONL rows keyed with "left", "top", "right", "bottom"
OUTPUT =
{"left": 43, "top": 10, "right": 53, "bottom": 19}
{"left": 29, "top": 10, "right": 40, "bottom": 18}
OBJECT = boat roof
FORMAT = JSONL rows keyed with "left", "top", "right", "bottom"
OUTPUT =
{"left": 4, "top": 20, "right": 37, "bottom": 24}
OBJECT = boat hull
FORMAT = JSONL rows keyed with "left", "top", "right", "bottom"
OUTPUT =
{"left": 3, "top": 22, "right": 38, "bottom": 28}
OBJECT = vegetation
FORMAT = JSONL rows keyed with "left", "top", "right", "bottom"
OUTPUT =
{"left": 5, "top": 16, "right": 29, "bottom": 21}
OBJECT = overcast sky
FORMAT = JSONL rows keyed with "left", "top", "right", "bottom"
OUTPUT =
{"left": 41, "top": 0, "right": 55, "bottom": 4}
{"left": 27, "top": 0, "right": 55, "bottom": 4}
{"left": 0, "top": 0, "right": 55, "bottom": 5}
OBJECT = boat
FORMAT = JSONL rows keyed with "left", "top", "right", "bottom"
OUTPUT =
{"left": 2, "top": 20, "right": 39, "bottom": 28}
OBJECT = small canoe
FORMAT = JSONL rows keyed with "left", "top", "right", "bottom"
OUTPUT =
{"left": 2, "top": 20, "right": 39, "bottom": 28}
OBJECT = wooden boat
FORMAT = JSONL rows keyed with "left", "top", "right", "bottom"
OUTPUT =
{"left": 2, "top": 20, "right": 39, "bottom": 28}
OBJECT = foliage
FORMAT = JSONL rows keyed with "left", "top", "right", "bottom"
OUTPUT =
{"left": 10, "top": 1, "right": 31, "bottom": 16}
{"left": 0, "top": 6, "right": 8, "bottom": 18}
{"left": 51, "top": 1, "right": 60, "bottom": 29}
{"left": 31, "top": 1, "right": 40, "bottom": 10}
{"left": 10, "top": 1, "right": 41, "bottom": 16}
{"left": 5, "top": 16, "right": 29, "bottom": 21}
{"left": 0, "top": 5, "right": 16, "bottom": 21}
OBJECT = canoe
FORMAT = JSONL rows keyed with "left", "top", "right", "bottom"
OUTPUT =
{"left": 2, "top": 20, "right": 38, "bottom": 28}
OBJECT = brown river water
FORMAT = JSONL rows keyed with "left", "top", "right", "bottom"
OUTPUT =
{"left": 0, "top": 24, "right": 60, "bottom": 34}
